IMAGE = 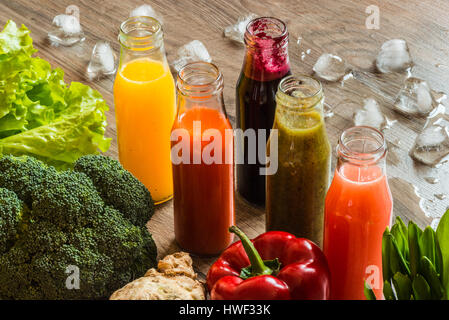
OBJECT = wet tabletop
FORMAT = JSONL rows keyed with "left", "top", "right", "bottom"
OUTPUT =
{"left": 1, "top": 0, "right": 448, "bottom": 278}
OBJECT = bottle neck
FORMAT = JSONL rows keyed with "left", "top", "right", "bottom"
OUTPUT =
{"left": 275, "top": 75, "right": 324, "bottom": 121}
{"left": 176, "top": 62, "right": 226, "bottom": 117}
{"left": 242, "top": 17, "right": 290, "bottom": 81}
{"left": 336, "top": 126, "right": 388, "bottom": 182}
{"left": 118, "top": 16, "right": 166, "bottom": 66}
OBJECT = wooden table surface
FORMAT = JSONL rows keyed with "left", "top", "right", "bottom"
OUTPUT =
{"left": 2, "top": 0, "right": 449, "bottom": 279}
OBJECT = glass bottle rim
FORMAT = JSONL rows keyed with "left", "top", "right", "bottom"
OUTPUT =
{"left": 276, "top": 74, "right": 323, "bottom": 111}
{"left": 337, "top": 126, "right": 387, "bottom": 164}
{"left": 244, "top": 17, "right": 288, "bottom": 49}
{"left": 119, "top": 16, "right": 163, "bottom": 50}
{"left": 177, "top": 61, "right": 224, "bottom": 97}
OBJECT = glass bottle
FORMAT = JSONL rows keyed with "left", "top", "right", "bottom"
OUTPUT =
{"left": 236, "top": 17, "right": 291, "bottom": 207}
{"left": 114, "top": 16, "right": 176, "bottom": 204}
{"left": 324, "top": 126, "right": 393, "bottom": 300}
{"left": 266, "top": 75, "right": 331, "bottom": 247}
{"left": 171, "top": 62, "right": 234, "bottom": 256}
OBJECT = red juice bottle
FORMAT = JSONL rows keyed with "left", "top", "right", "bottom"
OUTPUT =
{"left": 324, "top": 126, "right": 393, "bottom": 299}
{"left": 236, "top": 17, "right": 291, "bottom": 206}
{"left": 171, "top": 62, "right": 234, "bottom": 256}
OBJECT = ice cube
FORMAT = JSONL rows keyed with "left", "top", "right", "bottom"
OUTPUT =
{"left": 376, "top": 39, "right": 413, "bottom": 73}
{"left": 172, "top": 40, "right": 212, "bottom": 72}
{"left": 86, "top": 41, "right": 117, "bottom": 80}
{"left": 411, "top": 124, "right": 449, "bottom": 166}
{"left": 48, "top": 14, "right": 85, "bottom": 46}
{"left": 313, "top": 53, "right": 347, "bottom": 81}
{"left": 353, "top": 98, "right": 385, "bottom": 130}
{"left": 130, "top": 4, "right": 163, "bottom": 24}
{"left": 394, "top": 78, "right": 437, "bottom": 116}
{"left": 224, "top": 13, "right": 258, "bottom": 44}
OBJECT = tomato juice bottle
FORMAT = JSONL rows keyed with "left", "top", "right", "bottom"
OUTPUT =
{"left": 171, "top": 62, "right": 234, "bottom": 256}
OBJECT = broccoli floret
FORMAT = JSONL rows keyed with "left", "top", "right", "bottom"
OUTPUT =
{"left": 31, "top": 170, "right": 104, "bottom": 230}
{"left": 0, "top": 188, "right": 26, "bottom": 253}
{"left": 74, "top": 155, "right": 154, "bottom": 227}
{"left": 0, "top": 155, "right": 158, "bottom": 299}
{"left": 0, "top": 155, "right": 56, "bottom": 207}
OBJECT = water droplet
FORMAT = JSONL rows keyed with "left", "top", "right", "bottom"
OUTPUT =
{"left": 435, "top": 193, "right": 447, "bottom": 200}
{"left": 340, "top": 71, "right": 354, "bottom": 87}
{"left": 323, "top": 103, "right": 334, "bottom": 119}
{"left": 424, "top": 177, "right": 440, "bottom": 184}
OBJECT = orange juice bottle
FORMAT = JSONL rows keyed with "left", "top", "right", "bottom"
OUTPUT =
{"left": 114, "top": 17, "right": 176, "bottom": 204}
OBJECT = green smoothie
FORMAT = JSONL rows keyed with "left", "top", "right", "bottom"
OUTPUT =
{"left": 266, "top": 77, "right": 331, "bottom": 247}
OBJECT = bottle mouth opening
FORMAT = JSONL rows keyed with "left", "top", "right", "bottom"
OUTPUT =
{"left": 245, "top": 17, "right": 288, "bottom": 48}
{"left": 338, "top": 126, "right": 387, "bottom": 164}
{"left": 177, "top": 61, "right": 223, "bottom": 97}
{"left": 279, "top": 75, "right": 322, "bottom": 99}
{"left": 119, "top": 16, "right": 162, "bottom": 49}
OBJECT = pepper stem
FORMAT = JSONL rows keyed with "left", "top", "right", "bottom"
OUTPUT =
{"left": 229, "top": 226, "right": 273, "bottom": 277}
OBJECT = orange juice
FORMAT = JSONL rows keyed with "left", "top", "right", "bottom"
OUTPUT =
{"left": 114, "top": 58, "right": 176, "bottom": 203}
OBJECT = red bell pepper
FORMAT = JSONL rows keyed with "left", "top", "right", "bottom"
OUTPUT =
{"left": 207, "top": 226, "right": 331, "bottom": 300}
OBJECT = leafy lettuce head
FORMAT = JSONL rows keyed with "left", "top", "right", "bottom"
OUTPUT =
{"left": 0, "top": 20, "right": 110, "bottom": 169}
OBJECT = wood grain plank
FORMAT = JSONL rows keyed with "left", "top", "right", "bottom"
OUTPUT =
{"left": 1, "top": 0, "right": 448, "bottom": 279}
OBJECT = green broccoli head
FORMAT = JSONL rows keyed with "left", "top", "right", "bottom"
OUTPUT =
{"left": 74, "top": 155, "right": 154, "bottom": 227}
{"left": 32, "top": 170, "right": 104, "bottom": 230}
{"left": 0, "top": 188, "right": 26, "bottom": 253}
{"left": 0, "top": 155, "right": 57, "bottom": 207}
{"left": 0, "top": 155, "right": 158, "bottom": 299}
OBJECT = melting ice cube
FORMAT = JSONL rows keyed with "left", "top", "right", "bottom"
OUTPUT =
{"left": 394, "top": 77, "right": 437, "bottom": 116}
{"left": 86, "top": 41, "right": 117, "bottom": 80}
{"left": 313, "top": 53, "right": 347, "bottom": 81}
{"left": 224, "top": 13, "right": 258, "bottom": 44}
{"left": 48, "top": 14, "right": 85, "bottom": 46}
{"left": 411, "top": 124, "right": 449, "bottom": 166}
{"left": 376, "top": 39, "right": 413, "bottom": 73}
{"left": 172, "top": 40, "right": 212, "bottom": 72}
{"left": 130, "top": 4, "right": 163, "bottom": 24}
{"left": 353, "top": 98, "right": 385, "bottom": 130}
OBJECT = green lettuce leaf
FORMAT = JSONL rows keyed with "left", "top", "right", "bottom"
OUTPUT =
{"left": 436, "top": 210, "right": 449, "bottom": 299}
{"left": 0, "top": 83, "right": 110, "bottom": 169}
{"left": 0, "top": 20, "right": 110, "bottom": 169}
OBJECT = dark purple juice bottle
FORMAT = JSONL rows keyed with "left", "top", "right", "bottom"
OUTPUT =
{"left": 236, "top": 17, "right": 291, "bottom": 206}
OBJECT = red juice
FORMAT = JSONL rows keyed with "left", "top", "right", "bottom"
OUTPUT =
{"left": 171, "top": 62, "right": 234, "bottom": 256}
{"left": 323, "top": 127, "right": 393, "bottom": 300}
{"left": 236, "top": 17, "right": 291, "bottom": 206}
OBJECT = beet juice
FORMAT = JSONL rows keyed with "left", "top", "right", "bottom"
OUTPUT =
{"left": 236, "top": 17, "right": 291, "bottom": 206}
